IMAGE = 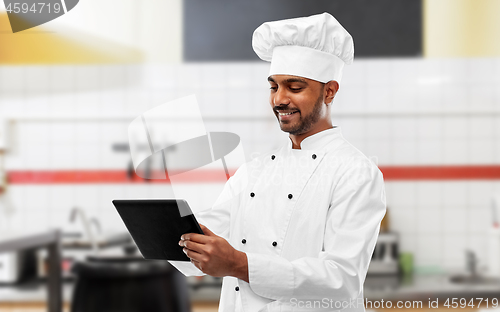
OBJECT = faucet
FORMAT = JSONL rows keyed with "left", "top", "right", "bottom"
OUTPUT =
{"left": 89, "top": 217, "right": 102, "bottom": 235}
{"left": 70, "top": 207, "right": 99, "bottom": 254}
{"left": 466, "top": 250, "right": 478, "bottom": 278}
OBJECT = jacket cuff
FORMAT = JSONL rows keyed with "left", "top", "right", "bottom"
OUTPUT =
{"left": 169, "top": 260, "right": 205, "bottom": 276}
{"left": 247, "top": 252, "right": 294, "bottom": 301}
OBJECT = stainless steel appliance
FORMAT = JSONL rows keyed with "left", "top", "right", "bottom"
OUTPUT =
{"left": 367, "top": 232, "right": 399, "bottom": 275}
{"left": 0, "top": 249, "right": 36, "bottom": 284}
{"left": 0, "top": 251, "right": 21, "bottom": 283}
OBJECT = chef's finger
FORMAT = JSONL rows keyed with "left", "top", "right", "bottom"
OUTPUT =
{"left": 181, "top": 232, "right": 203, "bottom": 241}
{"left": 190, "top": 258, "right": 202, "bottom": 271}
{"left": 183, "top": 233, "right": 211, "bottom": 244}
{"left": 183, "top": 247, "right": 202, "bottom": 260}
{"left": 182, "top": 240, "right": 205, "bottom": 253}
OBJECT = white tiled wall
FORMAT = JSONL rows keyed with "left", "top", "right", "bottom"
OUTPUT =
{"left": 1, "top": 58, "right": 500, "bottom": 271}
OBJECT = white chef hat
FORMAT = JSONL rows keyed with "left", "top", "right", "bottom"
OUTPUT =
{"left": 252, "top": 12, "right": 354, "bottom": 83}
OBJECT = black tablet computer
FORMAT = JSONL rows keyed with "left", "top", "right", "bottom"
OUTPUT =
{"left": 112, "top": 199, "right": 204, "bottom": 261}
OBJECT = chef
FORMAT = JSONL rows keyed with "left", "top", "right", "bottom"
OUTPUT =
{"left": 171, "top": 12, "right": 386, "bottom": 312}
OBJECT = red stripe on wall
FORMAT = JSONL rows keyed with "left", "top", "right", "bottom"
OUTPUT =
{"left": 378, "top": 165, "right": 500, "bottom": 180}
{"left": 6, "top": 165, "right": 500, "bottom": 184}
{"left": 6, "top": 170, "right": 230, "bottom": 184}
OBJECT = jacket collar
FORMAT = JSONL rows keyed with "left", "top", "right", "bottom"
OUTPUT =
{"left": 286, "top": 126, "right": 341, "bottom": 150}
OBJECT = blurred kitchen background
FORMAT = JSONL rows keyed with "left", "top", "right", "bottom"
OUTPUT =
{"left": 1, "top": 0, "right": 500, "bottom": 311}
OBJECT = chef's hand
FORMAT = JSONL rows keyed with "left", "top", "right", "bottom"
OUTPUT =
{"left": 179, "top": 224, "right": 249, "bottom": 282}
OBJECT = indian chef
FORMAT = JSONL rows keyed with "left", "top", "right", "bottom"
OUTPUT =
{"left": 171, "top": 12, "right": 386, "bottom": 312}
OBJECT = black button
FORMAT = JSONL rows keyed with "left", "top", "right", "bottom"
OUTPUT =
{"left": 235, "top": 286, "right": 240, "bottom": 291}
{"left": 242, "top": 239, "right": 246, "bottom": 244}
{"left": 312, "top": 154, "right": 317, "bottom": 159}
{"left": 271, "top": 155, "right": 275, "bottom": 160}
{"left": 272, "top": 241, "right": 277, "bottom": 247}
{"left": 288, "top": 194, "right": 293, "bottom": 199}
{"left": 250, "top": 192, "right": 255, "bottom": 197}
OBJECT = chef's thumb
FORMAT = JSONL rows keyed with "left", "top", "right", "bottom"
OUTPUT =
{"left": 199, "top": 224, "right": 214, "bottom": 236}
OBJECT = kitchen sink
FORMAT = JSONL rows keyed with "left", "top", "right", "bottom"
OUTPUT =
{"left": 62, "top": 231, "right": 132, "bottom": 250}
{"left": 449, "top": 275, "right": 500, "bottom": 285}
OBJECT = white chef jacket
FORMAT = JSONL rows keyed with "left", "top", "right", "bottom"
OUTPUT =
{"left": 171, "top": 127, "right": 386, "bottom": 312}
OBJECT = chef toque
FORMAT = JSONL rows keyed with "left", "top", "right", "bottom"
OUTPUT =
{"left": 252, "top": 12, "right": 354, "bottom": 83}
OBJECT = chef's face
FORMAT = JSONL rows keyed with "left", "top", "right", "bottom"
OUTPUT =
{"left": 268, "top": 75, "right": 328, "bottom": 135}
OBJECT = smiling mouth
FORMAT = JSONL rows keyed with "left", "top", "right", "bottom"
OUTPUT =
{"left": 277, "top": 111, "right": 298, "bottom": 116}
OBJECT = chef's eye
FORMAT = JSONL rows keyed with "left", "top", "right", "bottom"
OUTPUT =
{"left": 290, "top": 87, "right": 303, "bottom": 92}
{"left": 270, "top": 86, "right": 278, "bottom": 91}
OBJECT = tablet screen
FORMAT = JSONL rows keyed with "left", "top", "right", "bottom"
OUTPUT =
{"left": 112, "top": 199, "right": 203, "bottom": 261}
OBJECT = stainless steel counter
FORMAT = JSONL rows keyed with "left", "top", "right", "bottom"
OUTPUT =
{"left": 365, "top": 274, "right": 500, "bottom": 301}
{"left": 2, "top": 273, "right": 500, "bottom": 305}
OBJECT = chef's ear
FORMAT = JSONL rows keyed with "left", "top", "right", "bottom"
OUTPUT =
{"left": 324, "top": 80, "right": 339, "bottom": 105}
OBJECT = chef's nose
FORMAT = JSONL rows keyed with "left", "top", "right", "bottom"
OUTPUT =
{"left": 273, "top": 87, "right": 290, "bottom": 106}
